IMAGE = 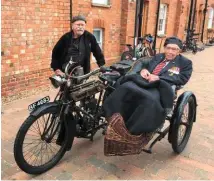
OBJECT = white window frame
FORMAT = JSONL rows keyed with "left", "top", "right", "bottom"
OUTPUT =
{"left": 92, "top": 28, "right": 103, "bottom": 61}
{"left": 92, "top": 0, "right": 109, "bottom": 5}
{"left": 208, "top": 8, "right": 214, "bottom": 29}
{"left": 158, "top": 4, "right": 167, "bottom": 35}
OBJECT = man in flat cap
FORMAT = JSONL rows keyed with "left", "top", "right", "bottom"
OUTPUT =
{"left": 140, "top": 36, "right": 192, "bottom": 86}
{"left": 51, "top": 15, "right": 105, "bottom": 76}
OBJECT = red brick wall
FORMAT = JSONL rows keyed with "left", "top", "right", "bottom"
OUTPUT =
{"left": 1, "top": 0, "right": 70, "bottom": 99}
{"left": 119, "top": 0, "right": 136, "bottom": 52}
{"left": 126, "top": 1, "right": 136, "bottom": 44}
{"left": 1, "top": 0, "right": 214, "bottom": 101}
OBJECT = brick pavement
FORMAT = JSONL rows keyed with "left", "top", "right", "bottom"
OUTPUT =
{"left": 1, "top": 47, "right": 214, "bottom": 180}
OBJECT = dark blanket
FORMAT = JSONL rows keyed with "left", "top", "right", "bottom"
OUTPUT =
{"left": 103, "top": 74, "right": 174, "bottom": 134}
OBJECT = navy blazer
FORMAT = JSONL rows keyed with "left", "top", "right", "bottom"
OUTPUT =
{"left": 147, "top": 53, "right": 193, "bottom": 86}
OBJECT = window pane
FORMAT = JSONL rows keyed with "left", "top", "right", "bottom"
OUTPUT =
{"left": 93, "top": 30, "right": 101, "bottom": 42}
{"left": 163, "top": 6, "right": 167, "bottom": 19}
{"left": 93, "top": 29, "right": 103, "bottom": 50}
{"left": 208, "top": 8, "right": 214, "bottom": 28}
{"left": 209, "top": 8, "right": 214, "bottom": 19}
{"left": 158, "top": 20, "right": 163, "bottom": 31}
{"left": 158, "top": 25, "right": 161, "bottom": 31}
{"left": 159, "top": 7, "right": 164, "bottom": 19}
{"left": 92, "top": 29, "right": 103, "bottom": 60}
{"left": 158, "top": 4, "right": 167, "bottom": 34}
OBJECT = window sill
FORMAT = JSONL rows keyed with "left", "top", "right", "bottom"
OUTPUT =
{"left": 207, "top": 28, "right": 214, "bottom": 31}
{"left": 157, "top": 34, "right": 167, "bottom": 38}
{"left": 91, "top": 3, "right": 111, "bottom": 8}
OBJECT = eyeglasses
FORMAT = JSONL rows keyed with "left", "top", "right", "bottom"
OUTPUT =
{"left": 74, "top": 23, "right": 86, "bottom": 27}
{"left": 165, "top": 46, "right": 180, "bottom": 51}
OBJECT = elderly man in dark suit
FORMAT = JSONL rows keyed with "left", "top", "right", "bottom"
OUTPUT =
{"left": 140, "top": 36, "right": 192, "bottom": 86}
{"left": 103, "top": 36, "right": 193, "bottom": 135}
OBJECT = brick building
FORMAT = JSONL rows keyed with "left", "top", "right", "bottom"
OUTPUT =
{"left": 1, "top": 0, "right": 214, "bottom": 101}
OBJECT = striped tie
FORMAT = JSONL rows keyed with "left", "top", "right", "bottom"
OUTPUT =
{"left": 152, "top": 59, "right": 168, "bottom": 75}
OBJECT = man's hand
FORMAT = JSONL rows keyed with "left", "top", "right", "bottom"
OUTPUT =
{"left": 54, "top": 69, "right": 65, "bottom": 77}
{"left": 140, "top": 69, "right": 150, "bottom": 80}
{"left": 148, "top": 74, "right": 160, "bottom": 82}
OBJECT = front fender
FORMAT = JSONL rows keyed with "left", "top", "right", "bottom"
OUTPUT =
{"left": 30, "top": 102, "right": 61, "bottom": 117}
{"left": 173, "top": 91, "right": 197, "bottom": 123}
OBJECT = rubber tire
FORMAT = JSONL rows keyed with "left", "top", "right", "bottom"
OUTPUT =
{"left": 121, "top": 51, "right": 133, "bottom": 61}
{"left": 171, "top": 96, "right": 196, "bottom": 154}
{"left": 14, "top": 107, "right": 68, "bottom": 175}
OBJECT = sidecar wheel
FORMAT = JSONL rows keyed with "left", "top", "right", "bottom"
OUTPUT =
{"left": 14, "top": 107, "right": 68, "bottom": 174}
{"left": 171, "top": 94, "right": 196, "bottom": 154}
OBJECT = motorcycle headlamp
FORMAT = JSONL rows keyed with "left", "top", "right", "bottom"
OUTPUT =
{"left": 49, "top": 75, "right": 66, "bottom": 88}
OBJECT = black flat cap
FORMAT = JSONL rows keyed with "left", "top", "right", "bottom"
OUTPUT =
{"left": 164, "top": 36, "right": 183, "bottom": 49}
{"left": 71, "top": 15, "right": 87, "bottom": 23}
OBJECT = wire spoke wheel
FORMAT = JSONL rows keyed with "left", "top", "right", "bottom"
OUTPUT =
{"left": 22, "top": 113, "right": 61, "bottom": 167}
{"left": 177, "top": 103, "right": 189, "bottom": 145}
{"left": 14, "top": 106, "right": 68, "bottom": 174}
{"left": 171, "top": 95, "right": 196, "bottom": 153}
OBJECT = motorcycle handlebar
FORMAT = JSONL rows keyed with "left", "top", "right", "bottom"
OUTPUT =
{"left": 71, "top": 68, "right": 100, "bottom": 82}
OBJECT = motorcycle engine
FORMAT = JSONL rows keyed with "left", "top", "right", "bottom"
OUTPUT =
{"left": 76, "top": 97, "right": 98, "bottom": 136}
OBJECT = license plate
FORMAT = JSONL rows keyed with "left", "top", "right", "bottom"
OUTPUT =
{"left": 28, "top": 96, "right": 50, "bottom": 112}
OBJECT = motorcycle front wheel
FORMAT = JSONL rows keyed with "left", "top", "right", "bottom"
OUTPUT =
{"left": 14, "top": 106, "right": 68, "bottom": 174}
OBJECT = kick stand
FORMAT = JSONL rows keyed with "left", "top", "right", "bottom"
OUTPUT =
{"left": 142, "top": 126, "right": 170, "bottom": 154}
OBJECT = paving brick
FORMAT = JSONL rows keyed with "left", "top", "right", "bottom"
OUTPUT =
{"left": 87, "top": 155, "right": 105, "bottom": 167}
{"left": 143, "top": 160, "right": 167, "bottom": 177}
{"left": 100, "top": 162, "right": 120, "bottom": 175}
{"left": 102, "top": 174, "right": 119, "bottom": 180}
{"left": 194, "top": 168, "right": 209, "bottom": 180}
{"left": 113, "top": 160, "right": 147, "bottom": 180}
{"left": 1, "top": 139, "right": 14, "bottom": 153}
{"left": 5, "top": 171, "right": 34, "bottom": 180}
{"left": 55, "top": 172, "right": 72, "bottom": 180}
{"left": 1, "top": 171, "right": 9, "bottom": 180}
{"left": 31, "top": 173, "right": 55, "bottom": 180}
{"left": 175, "top": 156, "right": 214, "bottom": 174}
{"left": 1, "top": 160, "right": 12, "bottom": 172}
{"left": 1, "top": 150, "right": 15, "bottom": 165}
{"left": 155, "top": 166, "right": 198, "bottom": 180}
{"left": 72, "top": 164, "right": 108, "bottom": 180}
{"left": 45, "top": 164, "right": 67, "bottom": 178}
{"left": 2, "top": 166, "right": 20, "bottom": 179}
{"left": 62, "top": 161, "right": 81, "bottom": 173}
